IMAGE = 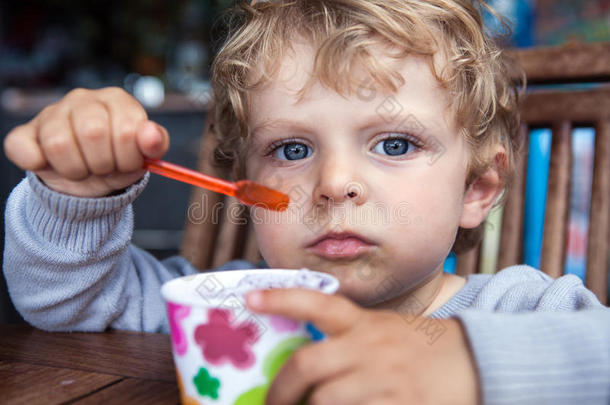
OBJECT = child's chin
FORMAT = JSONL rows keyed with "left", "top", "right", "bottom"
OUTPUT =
{"left": 333, "top": 275, "right": 387, "bottom": 307}
{"left": 342, "top": 289, "right": 387, "bottom": 308}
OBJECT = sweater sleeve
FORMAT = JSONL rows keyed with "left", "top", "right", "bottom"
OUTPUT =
{"left": 2, "top": 172, "right": 201, "bottom": 333}
{"left": 458, "top": 308, "right": 610, "bottom": 405}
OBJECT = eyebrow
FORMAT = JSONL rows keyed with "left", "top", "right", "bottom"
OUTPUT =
{"left": 250, "top": 119, "right": 315, "bottom": 138}
{"left": 250, "top": 111, "right": 435, "bottom": 139}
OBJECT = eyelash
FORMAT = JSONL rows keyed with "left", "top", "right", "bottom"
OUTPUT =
{"left": 263, "top": 137, "right": 308, "bottom": 157}
{"left": 374, "top": 133, "right": 425, "bottom": 152}
{"left": 263, "top": 133, "right": 424, "bottom": 158}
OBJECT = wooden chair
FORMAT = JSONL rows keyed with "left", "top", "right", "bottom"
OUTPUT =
{"left": 181, "top": 42, "right": 610, "bottom": 305}
{"left": 180, "top": 121, "right": 262, "bottom": 270}
{"left": 455, "top": 42, "right": 610, "bottom": 305}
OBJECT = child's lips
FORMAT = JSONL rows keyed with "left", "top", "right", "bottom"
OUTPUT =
{"left": 305, "top": 232, "right": 375, "bottom": 260}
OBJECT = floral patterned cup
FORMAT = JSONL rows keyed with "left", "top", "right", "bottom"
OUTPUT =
{"left": 161, "top": 269, "right": 339, "bottom": 405}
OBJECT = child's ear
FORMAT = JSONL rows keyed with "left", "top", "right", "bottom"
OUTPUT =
{"left": 459, "top": 148, "right": 506, "bottom": 229}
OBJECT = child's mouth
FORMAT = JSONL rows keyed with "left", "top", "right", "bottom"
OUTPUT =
{"left": 305, "top": 232, "right": 375, "bottom": 260}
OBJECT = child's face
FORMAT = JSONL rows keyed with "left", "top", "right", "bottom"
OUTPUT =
{"left": 245, "top": 42, "right": 473, "bottom": 308}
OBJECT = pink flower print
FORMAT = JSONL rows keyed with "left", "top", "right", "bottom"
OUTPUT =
{"left": 194, "top": 309, "right": 260, "bottom": 369}
{"left": 167, "top": 302, "right": 191, "bottom": 356}
{"left": 270, "top": 315, "right": 300, "bottom": 333}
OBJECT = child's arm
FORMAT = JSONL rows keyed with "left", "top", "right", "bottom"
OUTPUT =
{"left": 458, "top": 308, "right": 610, "bottom": 405}
{"left": 247, "top": 290, "right": 610, "bottom": 405}
{"left": 1, "top": 88, "right": 245, "bottom": 333}
{"left": 3, "top": 172, "right": 254, "bottom": 332}
{"left": 3, "top": 170, "right": 191, "bottom": 333}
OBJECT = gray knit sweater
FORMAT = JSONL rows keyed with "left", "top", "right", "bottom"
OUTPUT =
{"left": 3, "top": 173, "right": 610, "bottom": 405}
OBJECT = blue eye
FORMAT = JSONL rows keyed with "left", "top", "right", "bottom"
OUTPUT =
{"left": 373, "top": 137, "right": 414, "bottom": 156}
{"left": 274, "top": 142, "right": 312, "bottom": 161}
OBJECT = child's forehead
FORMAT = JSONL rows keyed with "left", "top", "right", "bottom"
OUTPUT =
{"left": 251, "top": 40, "right": 317, "bottom": 94}
{"left": 246, "top": 49, "right": 458, "bottom": 148}
{"left": 248, "top": 37, "right": 450, "bottom": 106}
{"left": 247, "top": 39, "right": 452, "bottom": 122}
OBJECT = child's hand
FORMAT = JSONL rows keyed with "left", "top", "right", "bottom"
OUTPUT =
{"left": 246, "top": 289, "right": 479, "bottom": 405}
{"left": 3, "top": 87, "right": 169, "bottom": 197}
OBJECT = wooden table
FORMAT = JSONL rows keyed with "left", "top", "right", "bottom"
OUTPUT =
{"left": 0, "top": 324, "right": 180, "bottom": 404}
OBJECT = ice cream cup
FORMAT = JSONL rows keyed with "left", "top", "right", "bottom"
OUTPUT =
{"left": 161, "top": 269, "right": 339, "bottom": 405}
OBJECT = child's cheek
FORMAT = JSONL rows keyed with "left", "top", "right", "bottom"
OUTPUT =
{"left": 250, "top": 208, "right": 295, "bottom": 267}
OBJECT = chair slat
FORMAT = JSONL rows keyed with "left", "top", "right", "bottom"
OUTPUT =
{"left": 180, "top": 127, "right": 224, "bottom": 270}
{"left": 180, "top": 187, "right": 223, "bottom": 269}
{"left": 211, "top": 197, "right": 246, "bottom": 268}
{"left": 243, "top": 224, "right": 262, "bottom": 264}
{"left": 586, "top": 119, "right": 610, "bottom": 305}
{"left": 521, "top": 87, "right": 610, "bottom": 124}
{"left": 541, "top": 121, "right": 572, "bottom": 278}
{"left": 456, "top": 244, "right": 480, "bottom": 277}
{"left": 508, "top": 42, "right": 610, "bottom": 84}
{"left": 498, "top": 124, "right": 529, "bottom": 269}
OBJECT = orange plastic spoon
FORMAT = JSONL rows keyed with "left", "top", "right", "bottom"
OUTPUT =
{"left": 143, "top": 158, "right": 289, "bottom": 211}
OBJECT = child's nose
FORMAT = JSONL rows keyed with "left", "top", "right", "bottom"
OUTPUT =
{"left": 312, "top": 157, "right": 367, "bottom": 205}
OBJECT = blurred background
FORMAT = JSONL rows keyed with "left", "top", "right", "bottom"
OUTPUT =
{"left": 1, "top": 0, "right": 609, "bottom": 323}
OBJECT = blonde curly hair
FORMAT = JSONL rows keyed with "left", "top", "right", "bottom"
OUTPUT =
{"left": 209, "top": 0, "right": 525, "bottom": 253}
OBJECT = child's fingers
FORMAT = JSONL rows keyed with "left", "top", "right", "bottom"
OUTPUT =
{"left": 246, "top": 289, "right": 362, "bottom": 336}
{"left": 108, "top": 112, "right": 145, "bottom": 172}
{"left": 3, "top": 123, "right": 47, "bottom": 171}
{"left": 70, "top": 101, "right": 114, "bottom": 175}
{"left": 102, "top": 169, "right": 148, "bottom": 191}
{"left": 136, "top": 120, "right": 170, "bottom": 159}
{"left": 265, "top": 338, "right": 356, "bottom": 405}
{"left": 303, "top": 368, "right": 394, "bottom": 405}
{"left": 358, "top": 399, "right": 394, "bottom": 405}
{"left": 37, "top": 115, "right": 89, "bottom": 180}
{"left": 98, "top": 88, "right": 148, "bottom": 172}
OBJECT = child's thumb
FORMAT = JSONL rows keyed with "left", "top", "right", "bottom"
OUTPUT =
{"left": 136, "top": 120, "right": 170, "bottom": 159}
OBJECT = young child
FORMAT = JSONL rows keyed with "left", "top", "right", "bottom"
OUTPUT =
{"left": 3, "top": 0, "right": 609, "bottom": 404}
